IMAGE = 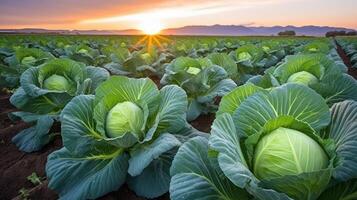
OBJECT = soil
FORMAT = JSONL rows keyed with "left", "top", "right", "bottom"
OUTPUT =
{"left": 148, "top": 75, "right": 162, "bottom": 88}
{"left": 190, "top": 113, "right": 215, "bottom": 133}
{"left": 0, "top": 90, "right": 61, "bottom": 200}
{"left": 3, "top": 43, "right": 354, "bottom": 200}
{"left": 335, "top": 40, "right": 357, "bottom": 79}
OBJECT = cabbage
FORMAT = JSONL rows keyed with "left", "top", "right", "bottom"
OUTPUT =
{"left": 161, "top": 56, "right": 236, "bottom": 121}
{"left": 171, "top": 83, "right": 357, "bottom": 200}
{"left": 46, "top": 76, "right": 190, "bottom": 199}
{"left": 254, "top": 127, "right": 328, "bottom": 179}
{"left": 43, "top": 74, "right": 71, "bottom": 91}
{"left": 238, "top": 52, "right": 252, "bottom": 61}
{"left": 287, "top": 71, "right": 319, "bottom": 85}
{"left": 186, "top": 67, "right": 201, "bottom": 75}
{"left": 262, "top": 46, "right": 270, "bottom": 52}
{"left": 78, "top": 48, "right": 88, "bottom": 54}
{"left": 10, "top": 58, "right": 110, "bottom": 153}
{"left": 309, "top": 47, "right": 318, "bottom": 52}
{"left": 140, "top": 53, "right": 153, "bottom": 64}
{"left": 21, "top": 56, "right": 37, "bottom": 65}
{"left": 106, "top": 101, "right": 144, "bottom": 138}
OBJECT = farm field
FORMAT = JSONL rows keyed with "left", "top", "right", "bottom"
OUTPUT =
{"left": 1, "top": 34, "right": 357, "bottom": 200}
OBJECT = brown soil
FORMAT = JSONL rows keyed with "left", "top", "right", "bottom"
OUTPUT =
{"left": 335, "top": 40, "right": 357, "bottom": 79}
{"left": 0, "top": 123, "right": 62, "bottom": 199}
{"left": 148, "top": 75, "right": 162, "bottom": 89}
{"left": 0, "top": 92, "right": 17, "bottom": 129}
{"left": 0, "top": 117, "right": 62, "bottom": 200}
{"left": 0, "top": 89, "right": 63, "bottom": 200}
{"left": 190, "top": 113, "right": 215, "bottom": 133}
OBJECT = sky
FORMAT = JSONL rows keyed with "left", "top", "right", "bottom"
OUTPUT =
{"left": 0, "top": 0, "right": 356, "bottom": 31}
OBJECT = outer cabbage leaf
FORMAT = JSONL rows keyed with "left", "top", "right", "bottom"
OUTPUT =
{"left": 323, "top": 100, "right": 357, "bottom": 181}
{"left": 12, "top": 115, "right": 55, "bottom": 152}
{"left": 128, "top": 149, "right": 175, "bottom": 198}
{"left": 318, "top": 179, "right": 357, "bottom": 200}
{"left": 207, "top": 52, "right": 238, "bottom": 79}
{"left": 217, "top": 83, "right": 265, "bottom": 116}
{"left": 170, "top": 136, "right": 249, "bottom": 200}
{"left": 46, "top": 148, "right": 128, "bottom": 200}
{"left": 311, "top": 74, "right": 357, "bottom": 106}
{"left": 233, "top": 83, "right": 331, "bottom": 136}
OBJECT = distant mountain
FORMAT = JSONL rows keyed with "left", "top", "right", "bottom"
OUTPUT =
{"left": 162, "top": 24, "right": 356, "bottom": 36}
{"left": 0, "top": 25, "right": 356, "bottom": 36}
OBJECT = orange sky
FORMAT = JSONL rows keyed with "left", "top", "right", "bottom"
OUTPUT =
{"left": 0, "top": 0, "right": 356, "bottom": 30}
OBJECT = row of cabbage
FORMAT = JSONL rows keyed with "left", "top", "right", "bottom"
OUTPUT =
{"left": 0, "top": 35, "right": 311, "bottom": 152}
{"left": 0, "top": 35, "right": 317, "bottom": 87}
{"left": 169, "top": 39, "right": 357, "bottom": 200}
{"left": 47, "top": 39, "right": 357, "bottom": 200}
{"left": 336, "top": 37, "right": 357, "bottom": 68}
{"left": 0, "top": 35, "right": 356, "bottom": 200}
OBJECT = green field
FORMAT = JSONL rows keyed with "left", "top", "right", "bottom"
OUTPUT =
{"left": 1, "top": 35, "right": 357, "bottom": 200}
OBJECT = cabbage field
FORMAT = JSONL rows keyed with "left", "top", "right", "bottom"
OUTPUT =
{"left": 0, "top": 35, "right": 357, "bottom": 200}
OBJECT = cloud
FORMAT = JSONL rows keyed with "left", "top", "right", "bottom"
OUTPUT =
{"left": 80, "top": 0, "right": 286, "bottom": 24}
{"left": 0, "top": 0, "right": 165, "bottom": 26}
{"left": 0, "top": 0, "right": 298, "bottom": 26}
{"left": 81, "top": 5, "right": 234, "bottom": 24}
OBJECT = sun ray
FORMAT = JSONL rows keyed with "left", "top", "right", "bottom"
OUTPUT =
{"left": 134, "top": 35, "right": 149, "bottom": 47}
{"left": 152, "top": 36, "right": 163, "bottom": 49}
{"left": 156, "top": 35, "right": 171, "bottom": 42}
{"left": 147, "top": 35, "right": 153, "bottom": 53}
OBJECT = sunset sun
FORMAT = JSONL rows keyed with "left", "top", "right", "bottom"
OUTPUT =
{"left": 139, "top": 19, "right": 163, "bottom": 35}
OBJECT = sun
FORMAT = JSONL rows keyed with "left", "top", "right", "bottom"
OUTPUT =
{"left": 139, "top": 19, "right": 163, "bottom": 35}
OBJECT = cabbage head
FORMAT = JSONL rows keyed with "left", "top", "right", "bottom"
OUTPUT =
{"left": 233, "top": 44, "right": 263, "bottom": 63}
{"left": 254, "top": 127, "right": 328, "bottom": 179}
{"left": 21, "top": 56, "right": 37, "bottom": 65}
{"left": 287, "top": 71, "right": 319, "bottom": 86}
{"left": 106, "top": 101, "right": 144, "bottom": 138}
{"left": 186, "top": 66, "right": 201, "bottom": 75}
{"left": 302, "top": 41, "right": 330, "bottom": 54}
{"left": 238, "top": 52, "right": 252, "bottom": 61}
{"left": 262, "top": 46, "right": 271, "bottom": 52}
{"left": 77, "top": 48, "right": 89, "bottom": 54}
{"left": 43, "top": 74, "right": 72, "bottom": 91}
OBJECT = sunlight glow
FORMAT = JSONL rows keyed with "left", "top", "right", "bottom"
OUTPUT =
{"left": 139, "top": 19, "right": 163, "bottom": 35}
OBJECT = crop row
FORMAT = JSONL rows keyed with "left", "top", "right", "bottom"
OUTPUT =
{"left": 0, "top": 35, "right": 357, "bottom": 200}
